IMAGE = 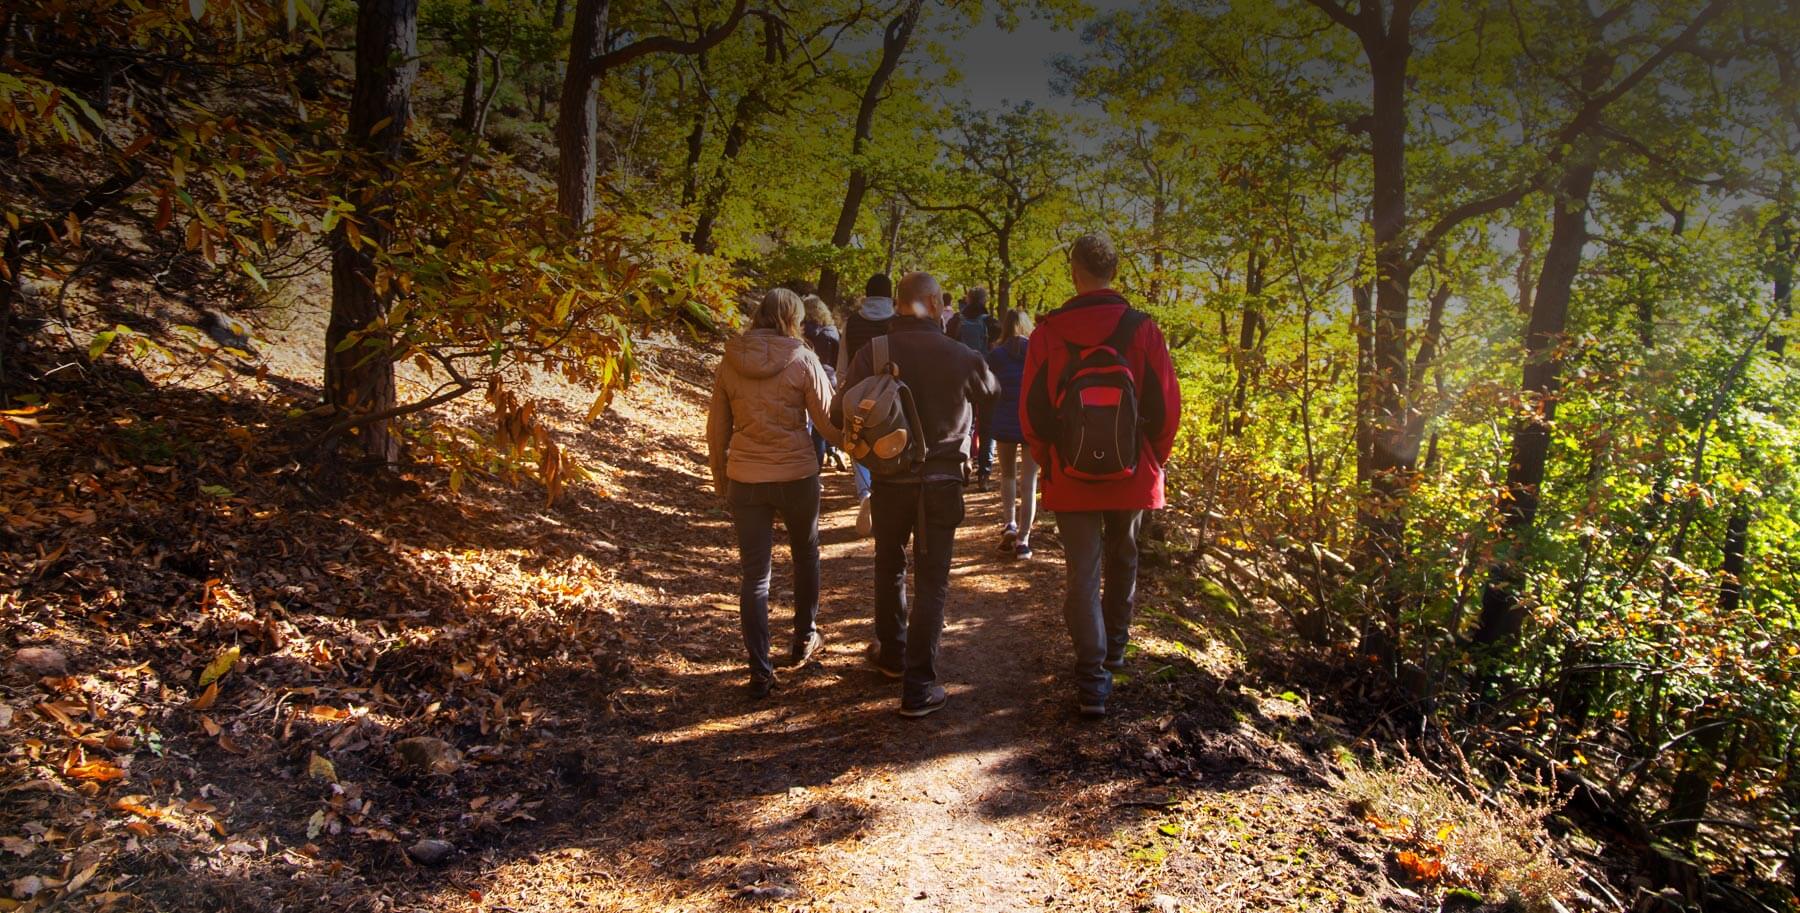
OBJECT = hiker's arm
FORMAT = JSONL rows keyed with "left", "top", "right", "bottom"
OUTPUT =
{"left": 706, "top": 368, "right": 731, "bottom": 496}
{"left": 803, "top": 358, "right": 841, "bottom": 446}
{"left": 1020, "top": 333, "right": 1054, "bottom": 469}
{"left": 1139, "top": 320, "right": 1181, "bottom": 463}
{"left": 967, "top": 351, "right": 999, "bottom": 405}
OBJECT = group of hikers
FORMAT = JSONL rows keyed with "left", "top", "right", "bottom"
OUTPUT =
{"left": 706, "top": 234, "right": 1180, "bottom": 719}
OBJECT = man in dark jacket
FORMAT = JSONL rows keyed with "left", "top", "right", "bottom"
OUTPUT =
{"left": 833, "top": 271, "right": 999, "bottom": 718}
{"left": 1020, "top": 235, "right": 1180, "bottom": 719}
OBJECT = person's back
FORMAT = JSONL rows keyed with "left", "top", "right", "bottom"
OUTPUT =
{"left": 837, "top": 273, "right": 895, "bottom": 378}
{"left": 707, "top": 290, "right": 839, "bottom": 699}
{"left": 1020, "top": 235, "right": 1179, "bottom": 720}
{"left": 832, "top": 271, "right": 998, "bottom": 719}
{"left": 986, "top": 311, "right": 1038, "bottom": 559}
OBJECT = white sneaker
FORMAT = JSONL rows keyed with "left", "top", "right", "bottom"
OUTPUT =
{"left": 855, "top": 496, "right": 873, "bottom": 538}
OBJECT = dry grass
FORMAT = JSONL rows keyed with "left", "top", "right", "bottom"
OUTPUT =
{"left": 1339, "top": 753, "right": 1577, "bottom": 911}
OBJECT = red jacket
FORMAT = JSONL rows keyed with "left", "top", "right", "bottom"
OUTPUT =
{"left": 1020, "top": 290, "right": 1180, "bottom": 512}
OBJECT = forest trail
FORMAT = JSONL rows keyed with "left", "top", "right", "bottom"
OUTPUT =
{"left": 419, "top": 350, "right": 1103, "bottom": 911}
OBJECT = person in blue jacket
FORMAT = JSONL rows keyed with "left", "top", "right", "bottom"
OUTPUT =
{"left": 985, "top": 308, "right": 1037, "bottom": 560}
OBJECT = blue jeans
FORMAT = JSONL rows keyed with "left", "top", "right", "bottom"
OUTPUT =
{"left": 728, "top": 475, "right": 823, "bottom": 682}
{"left": 854, "top": 463, "right": 872, "bottom": 500}
{"left": 1056, "top": 509, "right": 1143, "bottom": 705}
{"left": 870, "top": 479, "right": 963, "bottom": 706}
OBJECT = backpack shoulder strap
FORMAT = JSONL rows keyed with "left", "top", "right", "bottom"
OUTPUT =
{"left": 872, "top": 335, "right": 894, "bottom": 377}
{"left": 1105, "top": 309, "right": 1149, "bottom": 355}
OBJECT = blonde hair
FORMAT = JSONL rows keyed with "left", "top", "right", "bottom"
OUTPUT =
{"left": 802, "top": 294, "right": 833, "bottom": 328}
{"left": 999, "top": 308, "right": 1034, "bottom": 343}
{"left": 752, "top": 288, "right": 806, "bottom": 338}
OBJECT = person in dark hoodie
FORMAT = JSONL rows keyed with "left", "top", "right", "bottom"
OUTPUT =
{"left": 836, "top": 274, "right": 896, "bottom": 536}
{"left": 946, "top": 287, "right": 1000, "bottom": 488}
{"left": 801, "top": 294, "right": 846, "bottom": 471}
{"left": 1021, "top": 234, "right": 1180, "bottom": 719}
{"left": 832, "top": 271, "right": 998, "bottom": 718}
{"left": 708, "top": 289, "right": 841, "bottom": 699}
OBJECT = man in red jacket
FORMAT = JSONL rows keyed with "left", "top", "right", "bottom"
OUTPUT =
{"left": 1020, "top": 234, "right": 1180, "bottom": 719}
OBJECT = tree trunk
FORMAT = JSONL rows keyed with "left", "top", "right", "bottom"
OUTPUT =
{"left": 1229, "top": 246, "right": 1264, "bottom": 436}
{"left": 1360, "top": 38, "right": 1416, "bottom": 663}
{"left": 455, "top": 0, "right": 485, "bottom": 134}
{"left": 325, "top": 0, "right": 418, "bottom": 466}
{"left": 818, "top": 0, "right": 923, "bottom": 306}
{"left": 1718, "top": 215, "right": 1792, "bottom": 614}
{"left": 1473, "top": 157, "right": 1599, "bottom": 645}
{"left": 554, "top": 0, "right": 607, "bottom": 230}
{"left": 680, "top": 75, "right": 706, "bottom": 207}
{"left": 689, "top": 91, "right": 753, "bottom": 255}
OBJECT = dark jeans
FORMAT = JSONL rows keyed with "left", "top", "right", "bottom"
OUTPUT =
{"left": 870, "top": 479, "right": 964, "bottom": 706}
{"left": 728, "top": 475, "right": 823, "bottom": 682}
{"left": 1056, "top": 509, "right": 1144, "bottom": 705}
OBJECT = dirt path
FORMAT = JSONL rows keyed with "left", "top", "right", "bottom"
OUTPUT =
{"left": 414, "top": 363, "right": 1108, "bottom": 912}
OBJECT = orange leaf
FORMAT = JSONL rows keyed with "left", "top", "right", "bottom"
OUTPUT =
{"left": 1395, "top": 850, "right": 1444, "bottom": 882}
{"left": 189, "top": 682, "right": 219, "bottom": 710}
{"left": 66, "top": 758, "right": 126, "bottom": 781}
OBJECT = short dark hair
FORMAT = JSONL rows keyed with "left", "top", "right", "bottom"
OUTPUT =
{"left": 781, "top": 278, "right": 817, "bottom": 297}
{"left": 968, "top": 287, "right": 989, "bottom": 312}
{"left": 1070, "top": 234, "right": 1118, "bottom": 283}
{"left": 865, "top": 273, "right": 893, "bottom": 298}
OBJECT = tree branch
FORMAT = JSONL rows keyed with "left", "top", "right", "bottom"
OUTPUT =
{"left": 584, "top": 0, "right": 747, "bottom": 79}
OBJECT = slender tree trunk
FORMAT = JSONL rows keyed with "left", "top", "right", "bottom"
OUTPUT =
{"left": 690, "top": 14, "right": 772, "bottom": 255}
{"left": 1718, "top": 215, "right": 1791, "bottom": 614}
{"left": 690, "top": 92, "right": 753, "bottom": 255}
{"left": 1473, "top": 157, "right": 1600, "bottom": 645}
{"left": 554, "top": 0, "right": 606, "bottom": 230}
{"left": 818, "top": 0, "right": 923, "bottom": 306}
{"left": 996, "top": 223, "right": 1014, "bottom": 312}
{"left": 1361, "top": 39, "right": 1417, "bottom": 663}
{"left": 1229, "top": 246, "right": 1264, "bottom": 436}
{"left": 679, "top": 67, "right": 707, "bottom": 208}
{"left": 325, "top": 0, "right": 418, "bottom": 465}
{"left": 456, "top": 0, "right": 485, "bottom": 134}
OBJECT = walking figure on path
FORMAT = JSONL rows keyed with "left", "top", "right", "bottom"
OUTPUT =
{"left": 1021, "top": 235, "right": 1180, "bottom": 719}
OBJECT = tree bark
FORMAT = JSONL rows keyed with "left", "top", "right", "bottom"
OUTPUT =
{"left": 455, "top": 0, "right": 485, "bottom": 134}
{"left": 1473, "top": 156, "right": 1599, "bottom": 645}
{"left": 818, "top": 0, "right": 922, "bottom": 306}
{"left": 1229, "top": 245, "right": 1264, "bottom": 436}
{"left": 690, "top": 14, "right": 773, "bottom": 255}
{"left": 554, "top": 0, "right": 607, "bottom": 230}
{"left": 325, "top": 0, "right": 418, "bottom": 466}
{"left": 1360, "top": 31, "right": 1417, "bottom": 662}
{"left": 554, "top": 0, "right": 746, "bottom": 232}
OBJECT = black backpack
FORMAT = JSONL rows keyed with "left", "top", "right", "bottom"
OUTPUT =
{"left": 1054, "top": 310, "right": 1149, "bottom": 481}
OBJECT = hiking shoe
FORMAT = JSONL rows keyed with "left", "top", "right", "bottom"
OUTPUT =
{"left": 1103, "top": 655, "right": 1125, "bottom": 673}
{"left": 1015, "top": 542, "right": 1033, "bottom": 561}
{"left": 997, "top": 525, "right": 1018, "bottom": 553}
{"left": 898, "top": 685, "right": 948, "bottom": 719}
{"left": 864, "top": 643, "right": 902, "bottom": 679}
{"left": 977, "top": 472, "right": 990, "bottom": 492}
{"left": 1077, "top": 702, "right": 1107, "bottom": 719}
{"left": 855, "top": 496, "right": 873, "bottom": 538}
{"left": 748, "top": 676, "right": 776, "bottom": 700}
{"left": 786, "top": 631, "right": 824, "bottom": 667}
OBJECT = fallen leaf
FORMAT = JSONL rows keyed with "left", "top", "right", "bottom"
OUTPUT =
{"left": 198, "top": 646, "right": 240, "bottom": 687}
{"left": 65, "top": 758, "right": 126, "bottom": 782}
{"left": 306, "top": 753, "right": 336, "bottom": 783}
{"left": 1395, "top": 849, "right": 1444, "bottom": 882}
{"left": 188, "top": 682, "right": 219, "bottom": 710}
